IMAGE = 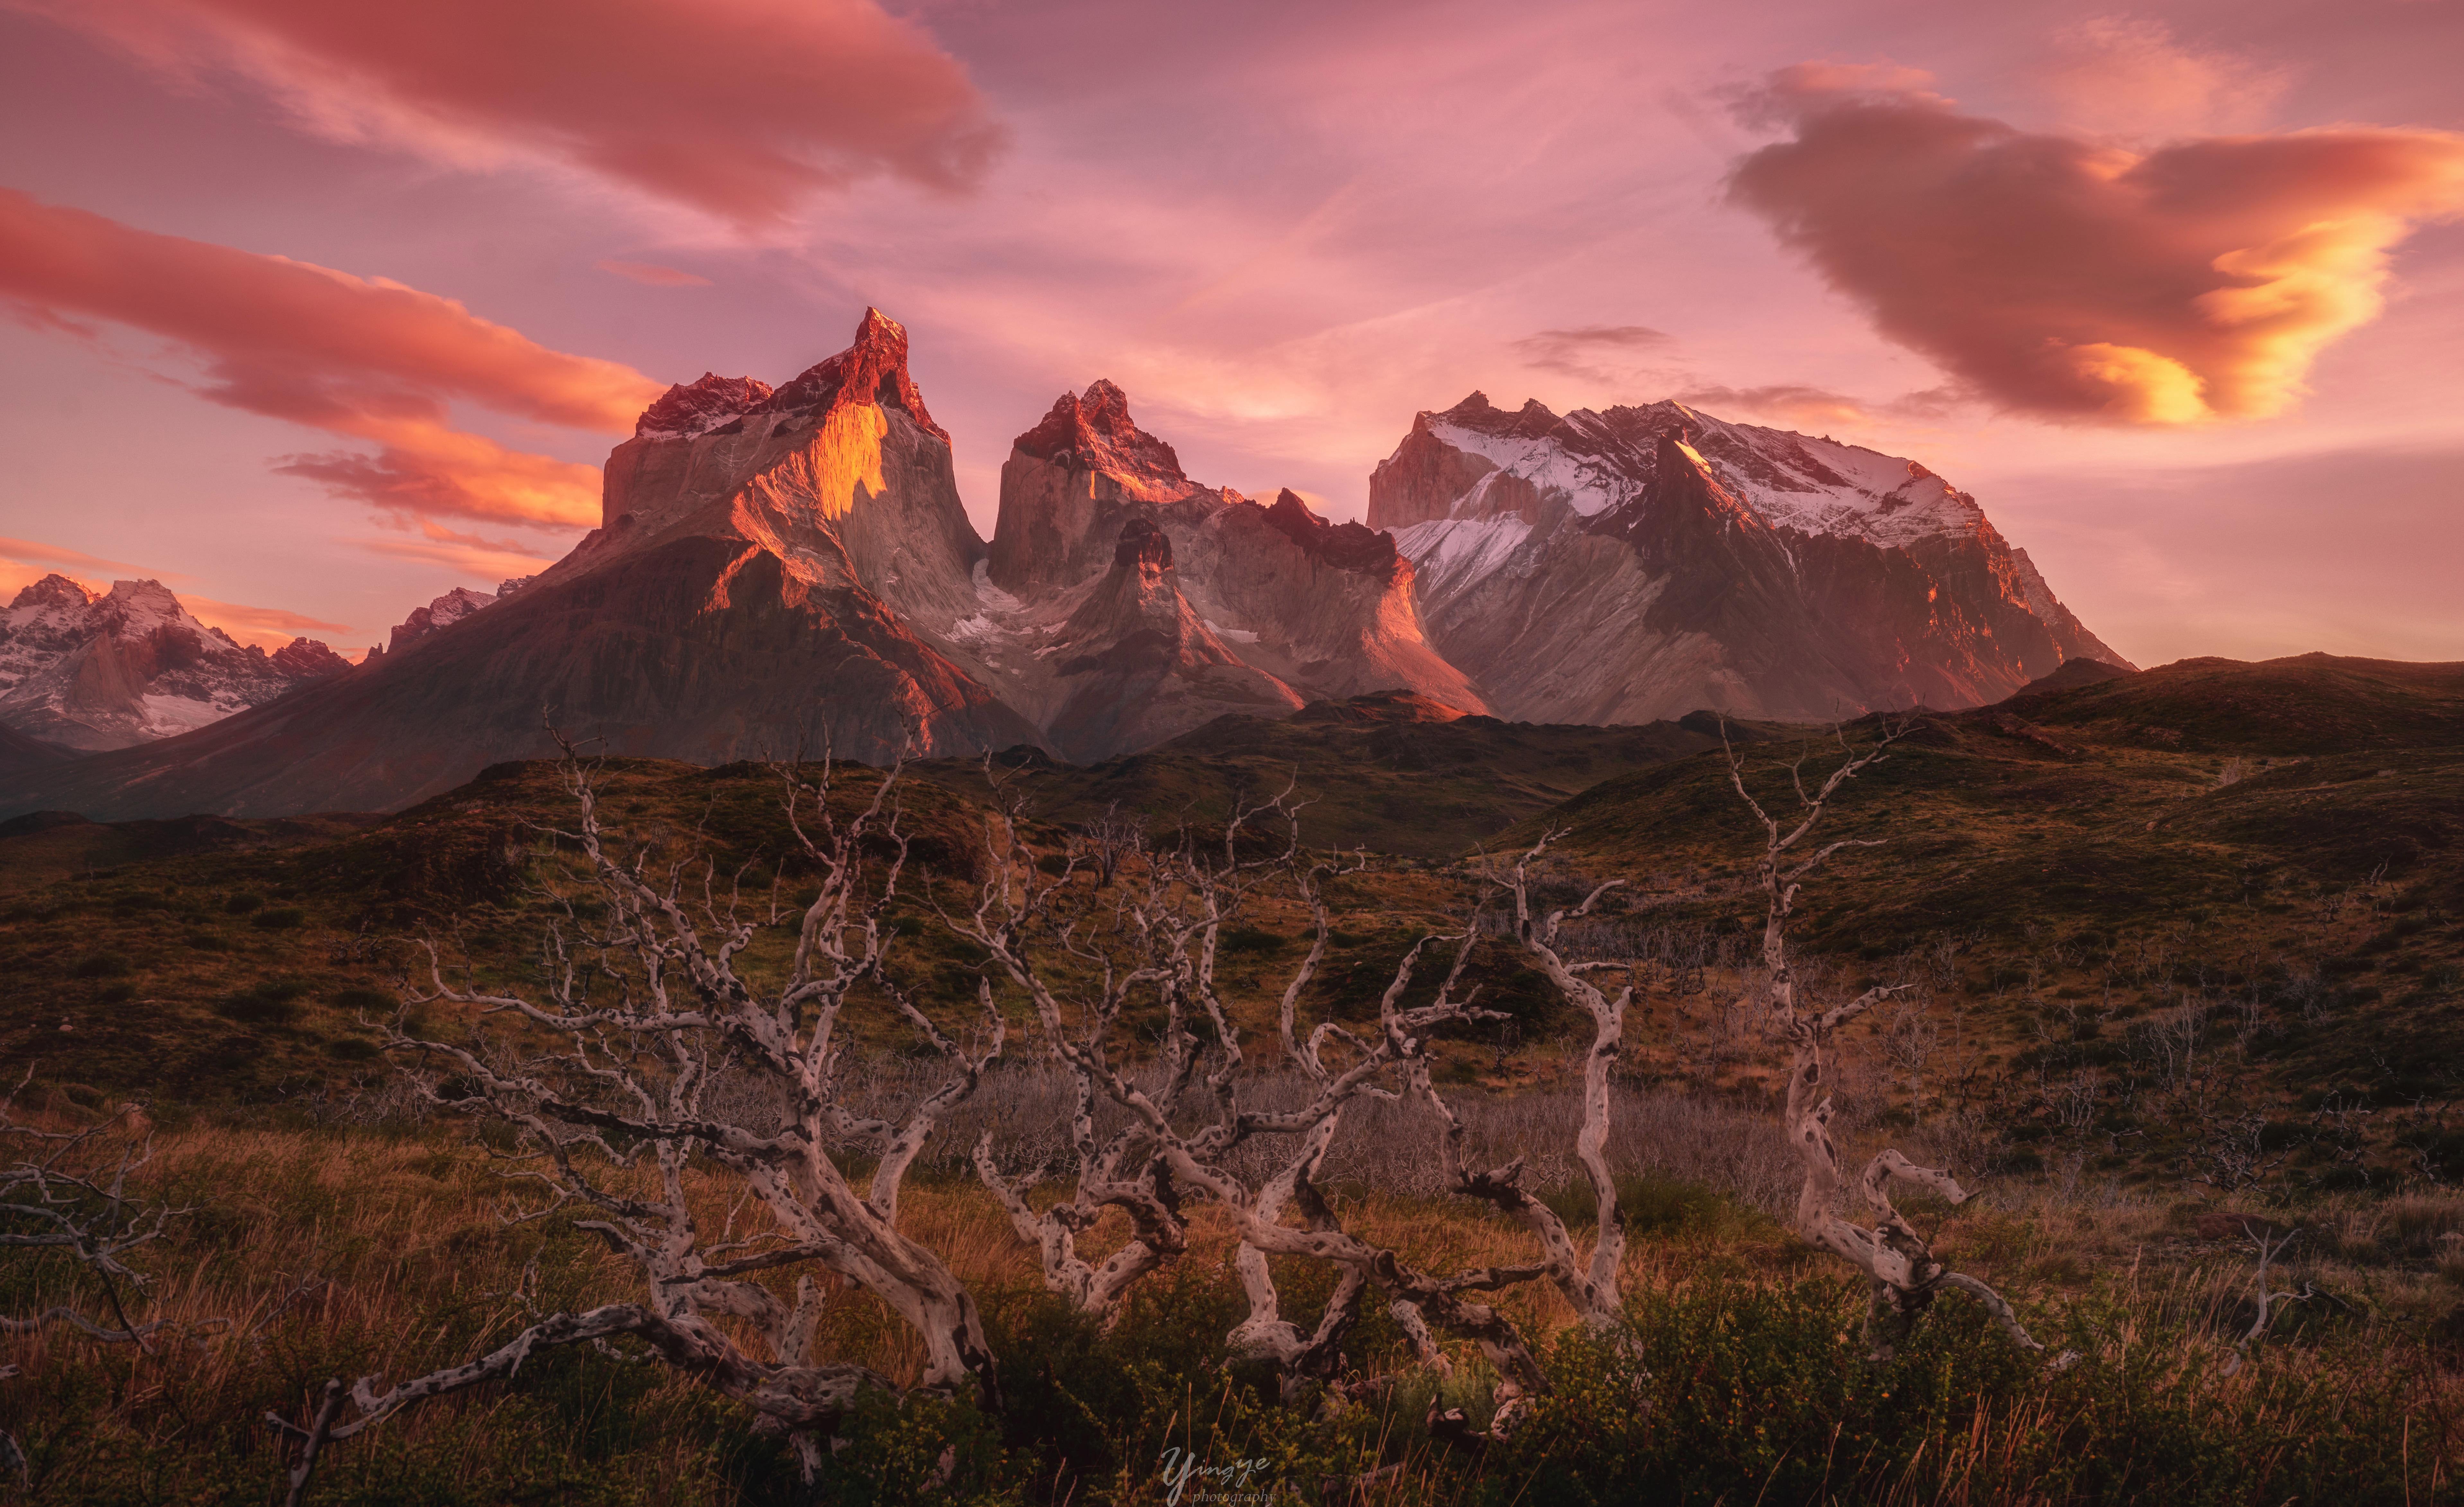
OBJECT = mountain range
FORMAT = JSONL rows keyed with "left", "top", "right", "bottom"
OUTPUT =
{"left": 0, "top": 310, "right": 2124, "bottom": 820}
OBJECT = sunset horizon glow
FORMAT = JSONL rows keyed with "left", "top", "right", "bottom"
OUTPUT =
{"left": 1, "top": 0, "right": 2458, "bottom": 664}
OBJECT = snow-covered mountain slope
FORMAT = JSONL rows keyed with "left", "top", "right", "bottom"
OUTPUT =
{"left": 0, "top": 576, "right": 348, "bottom": 751}
{"left": 1368, "top": 393, "right": 2129, "bottom": 724}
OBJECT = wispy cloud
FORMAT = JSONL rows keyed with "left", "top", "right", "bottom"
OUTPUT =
{"left": 596, "top": 259, "right": 712, "bottom": 287}
{"left": 1512, "top": 325, "right": 1674, "bottom": 383}
{"left": 0, "top": 534, "right": 176, "bottom": 581}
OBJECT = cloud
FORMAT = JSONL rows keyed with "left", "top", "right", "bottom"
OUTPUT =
{"left": 1672, "top": 382, "right": 1971, "bottom": 429}
{"left": 596, "top": 259, "right": 711, "bottom": 287}
{"left": 181, "top": 595, "right": 356, "bottom": 648}
{"left": 1513, "top": 324, "right": 1674, "bottom": 383}
{"left": 2036, "top": 18, "right": 2289, "bottom": 138}
{"left": 354, "top": 523, "right": 558, "bottom": 584}
{"left": 1671, "top": 383, "right": 1877, "bottom": 429}
{"left": 1726, "top": 67, "right": 2464, "bottom": 424}
{"left": 273, "top": 427, "right": 605, "bottom": 527}
{"left": 0, "top": 534, "right": 173, "bottom": 580}
{"left": 24, "top": 0, "right": 1004, "bottom": 224}
{"left": 0, "top": 188, "right": 660, "bottom": 526}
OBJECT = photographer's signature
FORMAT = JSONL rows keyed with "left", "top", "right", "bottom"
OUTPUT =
{"left": 1158, "top": 1445, "right": 1281, "bottom": 1504}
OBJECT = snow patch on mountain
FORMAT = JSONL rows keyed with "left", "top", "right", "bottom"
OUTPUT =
{"left": 1393, "top": 516, "right": 1533, "bottom": 601}
{"left": 1427, "top": 421, "right": 1635, "bottom": 518}
{"left": 0, "top": 575, "right": 348, "bottom": 750}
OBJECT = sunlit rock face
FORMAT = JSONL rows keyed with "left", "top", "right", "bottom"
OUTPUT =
{"left": 3, "top": 310, "right": 1039, "bottom": 818}
{"left": 1368, "top": 393, "right": 2130, "bottom": 723}
{"left": 961, "top": 380, "right": 1485, "bottom": 753}
{"left": 0, "top": 576, "right": 346, "bottom": 751}
{"left": 1, "top": 330, "right": 2131, "bottom": 823}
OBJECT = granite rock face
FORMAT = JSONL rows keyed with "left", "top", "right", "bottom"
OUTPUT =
{"left": 961, "top": 380, "right": 1484, "bottom": 750}
{"left": 1, "top": 311, "right": 1036, "bottom": 817}
{"left": 3, "top": 334, "right": 2131, "bottom": 821}
{"left": 1367, "top": 393, "right": 2130, "bottom": 723}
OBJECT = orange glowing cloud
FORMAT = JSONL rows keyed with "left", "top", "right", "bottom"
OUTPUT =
{"left": 1727, "top": 67, "right": 2464, "bottom": 424}
{"left": 22, "top": 0, "right": 1004, "bottom": 224}
{"left": 356, "top": 523, "right": 559, "bottom": 585}
{"left": 181, "top": 595, "right": 356, "bottom": 649}
{"left": 0, "top": 188, "right": 660, "bottom": 525}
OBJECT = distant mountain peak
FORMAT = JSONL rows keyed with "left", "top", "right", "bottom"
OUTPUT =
{"left": 10, "top": 574, "right": 93, "bottom": 612}
{"left": 1013, "top": 379, "right": 1191, "bottom": 496}
{"left": 1259, "top": 489, "right": 1401, "bottom": 577}
{"left": 0, "top": 576, "right": 344, "bottom": 751}
{"left": 635, "top": 373, "right": 774, "bottom": 441}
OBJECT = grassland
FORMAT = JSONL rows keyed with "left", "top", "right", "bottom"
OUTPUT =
{"left": 3, "top": 654, "right": 2462, "bottom": 1502}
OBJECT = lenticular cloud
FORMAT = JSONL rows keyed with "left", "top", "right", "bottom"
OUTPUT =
{"left": 22, "top": 0, "right": 1005, "bottom": 224}
{"left": 1727, "top": 65, "right": 2464, "bottom": 425}
{"left": 0, "top": 188, "right": 659, "bottom": 527}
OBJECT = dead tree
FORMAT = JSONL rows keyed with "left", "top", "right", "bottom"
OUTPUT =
{"left": 2, "top": 1078, "right": 216, "bottom": 1480}
{"left": 1457, "top": 836, "right": 1633, "bottom": 1335}
{"left": 1725, "top": 723, "right": 2053, "bottom": 1363}
{"left": 956, "top": 794, "right": 1562, "bottom": 1434}
{"left": 270, "top": 745, "right": 1005, "bottom": 1500}
{"left": 2218, "top": 1216, "right": 2311, "bottom": 1376}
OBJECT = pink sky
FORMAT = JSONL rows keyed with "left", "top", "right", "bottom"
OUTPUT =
{"left": 0, "top": 0, "right": 2458, "bottom": 663}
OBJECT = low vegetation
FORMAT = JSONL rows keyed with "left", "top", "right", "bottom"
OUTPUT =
{"left": 4, "top": 658, "right": 2463, "bottom": 1502}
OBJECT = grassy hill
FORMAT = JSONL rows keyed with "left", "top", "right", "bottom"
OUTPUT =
{"left": 1497, "top": 653, "right": 2464, "bottom": 1186}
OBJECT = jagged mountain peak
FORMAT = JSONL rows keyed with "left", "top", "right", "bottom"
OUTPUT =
{"left": 9, "top": 574, "right": 94, "bottom": 612}
{"left": 1372, "top": 392, "right": 2131, "bottom": 724}
{"left": 636, "top": 373, "right": 775, "bottom": 441}
{"left": 750, "top": 306, "right": 946, "bottom": 444}
{"left": 1259, "top": 489, "right": 1402, "bottom": 578}
{"left": 1014, "top": 379, "right": 1192, "bottom": 497}
{"left": 0, "top": 575, "right": 345, "bottom": 751}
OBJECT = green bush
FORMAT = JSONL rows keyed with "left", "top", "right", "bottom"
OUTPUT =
{"left": 71, "top": 952, "right": 131, "bottom": 979}
{"left": 223, "top": 892, "right": 264, "bottom": 915}
{"left": 251, "top": 906, "right": 307, "bottom": 930}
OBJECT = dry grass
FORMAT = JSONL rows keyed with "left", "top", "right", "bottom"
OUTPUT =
{"left": 5, "top": 1081, "right": 2463, "bottom": 1504}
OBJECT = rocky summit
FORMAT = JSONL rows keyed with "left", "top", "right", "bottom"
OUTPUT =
{"left": 0, "top": 313, "right": 2126, "bottom": 820}
{"left": 1368, "top": 393, "right": 2127, "bottom": 724}
{"left": 0, "top": 576, "right": 346, "bottom": 753}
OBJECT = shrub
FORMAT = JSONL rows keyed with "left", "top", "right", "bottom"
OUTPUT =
{"left": 215, "top": 978, "right": 310, "bottom": 1026}
{"left": 1218, "top": 926, "right": 1286, "bottom": 955}
{"left": 71, "top": 952, "right": 131, "bottom": 979}
{"left": 223, "top": 892, "right": 263, "bottom": 915}
{"left": 251, "top": 906, "right": 307, "bottom": 930}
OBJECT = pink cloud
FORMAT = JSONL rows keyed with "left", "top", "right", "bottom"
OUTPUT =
{"left": 0, "top": 534, "right": 173, "bottom": 580}
{"left": 1726, "top": 67, "right": 2464, "bottom": 425}
{"left": 2036, "top": 18, "right": 2289, "bottom": 138}
{"left": 181, "top": 594, "right": 355, "bottom": 648}
{"left": 23, "top": 0, "right": 1005, "bottom": 224}
{"left": 0, "top": 188, "right": 658, "bottom": 525}
{"left": 596, "top": 259, "right": 711, "bottom": 287}
{"left": 353, "top": 524, "right": 558, "bottom": 584}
